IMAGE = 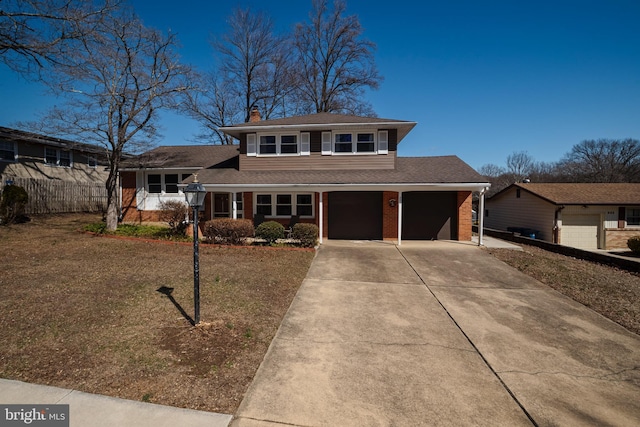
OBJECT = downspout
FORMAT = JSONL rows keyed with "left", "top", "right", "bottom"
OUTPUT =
{"left": 478, "top": 187, "right": 487, "bottom": 246}
{"left": 397, "top": 192, "right": 403, "bottom": 246}
{"left": 553, "top": 206, "right": 565, "bottom": 244}
{"left": 319, "top": 191, "right": 324, "bottom": 244}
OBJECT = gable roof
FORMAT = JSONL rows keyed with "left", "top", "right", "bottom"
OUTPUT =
{"left": 121, "top": 144, "right": 240, "bottom": 170}
{"left": 491, "top": 183, "right": 640, "bottom": 205}
{"left": 219, "top": 112, "right": 417, "bottom": 143}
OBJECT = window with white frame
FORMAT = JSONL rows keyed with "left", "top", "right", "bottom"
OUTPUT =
{"left": 257, "top": 133, "right": 299, "bottom": 155}
{"left": 255, "top": 193, "right": 314, "bottom": 217}
{"left": 627, "top": 207, "right": 640, "bottom": 226}
{"left": 0, "top": 141, "right": 17, "bottom": 161}
{"left": 330, "top": 131, "right": 383, "bottom": 154}
{"left": 256, "top": 194, "right": 272, "bottom": 215}
{"left": 44, "top": 147, "right": 72, "bottom": 167}
{"left": 147, "top": 173, "right": 183, "bottom": 194}
{"left": 88, "top": 156, "right": 97, "bottom": 168}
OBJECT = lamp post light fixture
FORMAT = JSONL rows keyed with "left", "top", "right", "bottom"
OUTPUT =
{"left": 184, "top": 175, "right": 207, "bottom": 325}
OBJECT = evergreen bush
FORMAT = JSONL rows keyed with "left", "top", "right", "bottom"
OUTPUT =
{"left": 255, "top": 221, "right": 285, "bottom": 244}
{"left": 628, "top": 236, "right": 640, "bottom": 254}
{"left": 292, "top": 223, "right": 319, "bottom": 248}
{"left": 0, "top": 185, "right": 28, "bottom": 225}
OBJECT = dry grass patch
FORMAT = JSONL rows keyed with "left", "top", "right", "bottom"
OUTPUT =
{"left": 0, "top": 214, "right": 315, "bottom": 413}
{"left": 486, "top": 244, "right": 640, "bottom": 335}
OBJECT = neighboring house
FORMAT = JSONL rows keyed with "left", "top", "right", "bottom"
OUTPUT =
{"left": 0, "top": 126, "right": 109, "bottom": 183}
{"left": 120, "top": 111, "right": 490, "bottom": 244}
{"left": 484, "top": 182, "right": 640, "bottom": 250}
{"left": 0, "top": 127, "right": 110, "bottom": 214}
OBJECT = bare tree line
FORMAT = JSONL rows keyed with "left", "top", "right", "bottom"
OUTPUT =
{"left": 2, "top": 0, "right": 380, "bottom": 228}
{"left": 480, "top": 138, "right": 640, "bottom": 196}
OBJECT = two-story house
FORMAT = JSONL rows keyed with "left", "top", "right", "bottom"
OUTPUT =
{"left": 0, "top": 126, "right": 109, "bottom": 183}
{"left": 120, "top": 111, "right": 490, "bottom": 244}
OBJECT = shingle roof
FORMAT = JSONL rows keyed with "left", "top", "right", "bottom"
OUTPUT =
{"left": 192, "top": 155, "right": 487, "bottom": 187}
{"left": 121, "top": 145, "right": 240, "bottom": 169}
{"left": 219, "top": 112, "right": 417, "bottom": 143}
{"left": 0, "top": 126, "right": 105, "bottom": 155}
{"left": 498, "top": 183, "right": 640, "bottom": 205}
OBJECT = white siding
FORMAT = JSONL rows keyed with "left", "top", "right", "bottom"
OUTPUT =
{"left": 484, "top": 187, "right": 556, "bottom": 241}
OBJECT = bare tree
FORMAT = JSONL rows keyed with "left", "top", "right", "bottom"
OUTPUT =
{"left": 292, "top": 0, "right": 382, "bottom": 114}
{"left": 34, "top": 6, "right": 190, "bottom": 230}
{"left": 559, "top": 138, "right": 640, "bottom": 182}
{"left": 212, "top": 8, "right": 289, "bottom": 123}
{"left": 181, "top": 70, "right": 241, "bottom": 144}
{"left": 0, "top": 0, "right": 119, "bottom": 74}
{"left": 506, "top": 151, "right": 535, "bottom": 183}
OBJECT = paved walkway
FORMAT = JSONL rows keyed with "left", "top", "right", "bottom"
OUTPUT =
{"left": 3, "top": 238, "right": 639, "bottom": 426}
{"left": 232, "top": 240, "right": 640, "bottom": 426}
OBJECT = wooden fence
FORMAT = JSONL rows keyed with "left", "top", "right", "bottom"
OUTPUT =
{"left": 0, "top": 176, "right": 107, "bottom": 214}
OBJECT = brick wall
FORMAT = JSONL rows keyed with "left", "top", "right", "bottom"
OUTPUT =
{"left": 457, "top": 191, "right": 472, "bottom": 241}
{"left": 383, "top": 191, "right": 399, "bottom": 240}
{"left": 605, "top": 229, "right": 640, "bottom": 250}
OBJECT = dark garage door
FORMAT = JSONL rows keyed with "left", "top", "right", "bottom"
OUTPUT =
{"left": 328, "top": 192, "right": 382, "bottom": 240}
{"left": 402, "top": 192, "right": 457, "bottom": 240}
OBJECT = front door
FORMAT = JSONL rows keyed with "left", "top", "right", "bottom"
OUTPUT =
{"left": 213, "top": 193, "right": 230, "bottom": 218}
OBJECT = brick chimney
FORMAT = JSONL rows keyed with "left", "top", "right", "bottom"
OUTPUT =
{"left": 249, "top": 106, "right": 261, "bottom": 122}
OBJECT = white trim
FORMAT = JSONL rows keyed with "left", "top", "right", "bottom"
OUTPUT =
{"left": 253, "top": 192, "right": 315, "bottom": 218}
{"left": 220, "top": 121, "right": 417, "bottom": 133}
{"left": 256, "top": 132, "right": 301, "bottom": 156}
{"left": 331, "top": 130, "right": 380, "bottom": 155}
{"left": 319, "top": 191, "right": 324, "bottom": 244}
{"left": 0, "top": 140, "right": 17, "bottom": 162}
{"left": 201, "top": 182, "right": 491, "bottom": 193}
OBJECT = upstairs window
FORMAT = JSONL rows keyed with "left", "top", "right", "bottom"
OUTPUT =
{"left": 88, "top": 156, "right": 97, "bottom": 168}
{"left": 257, "top": 133, "right": 299, "bottom": 155}
{"left": 45, "top": 148, "right": 58, "bottom": 165}
{"left": 0, "top": 141, "right": 16, "bottom": 161}
{"left": 330, "top": 131, "right": 384, "bottom": 154}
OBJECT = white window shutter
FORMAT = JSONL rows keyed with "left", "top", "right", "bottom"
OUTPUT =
{"left": 322, "top": 132, "right": 332, "bottom": 155}
{"left": 247, "top": 133, "right": 257, "bottom": 156}
{"left": 300, "top": 132, "right": 310, "bottom": 155}
{"left": 378, "top": 130, "right": 388, "bottom": 154}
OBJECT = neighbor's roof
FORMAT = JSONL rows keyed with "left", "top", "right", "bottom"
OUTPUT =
{"left": 219, "top": 112, "right": 417, "bottom": 143}
{"left": 189, "top": 155, "right": 487, "bottom": 188}
{"left": 0, "top": 126, "right": 105, "bottom": 155}
{"left": 120, "top": 144, "right": 240, "bottom": 170}
{"left": 492, "top": 183, "right": 640, "bottom": 205}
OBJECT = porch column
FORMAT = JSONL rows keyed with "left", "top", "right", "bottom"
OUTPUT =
{"left": 478, "top": 188, "right": 486, "bottom": 246}
{"left": 319, "top": 191, "right": 324, "bottom": 244}
{"left": 232, "top": 192, "right": 237, "bottom": 219}
{"left": 397, "top": 191, "right": 403, "bottom": 246}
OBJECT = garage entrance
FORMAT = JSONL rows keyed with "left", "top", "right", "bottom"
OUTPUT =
{"left": 561, "top": 214, "right": 600, "bottom": 250}
{"left": 402, "top": 192, "right": 457, "bottom": 240}
{"left": 328, "top": 192, "right": 382, "bottom": 240}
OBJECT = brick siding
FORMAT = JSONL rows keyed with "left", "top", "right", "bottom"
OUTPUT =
{"left": 382, "top": 191, "right": 399, "bottom": 240}
{"left": 605, "top": 229, "right": 640, "bottom": 250}
{"left": 457, "top": 191, "right": 472, "bottom": 241}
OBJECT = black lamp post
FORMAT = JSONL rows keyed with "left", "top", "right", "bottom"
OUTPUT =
{"left": 184, "top": 175, "right": 207, "bottom": 325}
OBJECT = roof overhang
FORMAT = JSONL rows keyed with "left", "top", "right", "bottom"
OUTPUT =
{"left": 180, "top": 182, "right": 490, "bottom": 193}
{"left": 219, "top": 121, "right": 418, "bottom": 143}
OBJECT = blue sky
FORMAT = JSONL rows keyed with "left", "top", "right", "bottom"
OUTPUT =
{"left": 1, "top": 0, "right": 639, "bottom": 170}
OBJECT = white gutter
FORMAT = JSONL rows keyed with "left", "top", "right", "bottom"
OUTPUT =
{"left": 220, "top": 121, "right": 417, "bottom": 133}
{"left": 478, "top": 187, "right": 488, "bottom": 246}
{"left": 194, "top": 182, "right": 491, "bottom": 193}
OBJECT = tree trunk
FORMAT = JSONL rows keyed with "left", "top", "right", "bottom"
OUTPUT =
{"left": 105, "top": 172, "right": 119, "bottom": 231}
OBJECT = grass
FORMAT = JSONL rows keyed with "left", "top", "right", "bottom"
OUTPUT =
{"left": 0, "top": 213, "right": 315, "bottom": 413}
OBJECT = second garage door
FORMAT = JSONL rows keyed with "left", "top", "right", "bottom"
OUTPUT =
{"left": 328, "top": 192, "right": 382, "bottom": 240}
{"left": 402, "top": 192, "right": 457, "bottom": 240}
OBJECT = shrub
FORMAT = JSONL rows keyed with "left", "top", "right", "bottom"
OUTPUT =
{"left": 628, "top": 236, "right": 640, "bottom": 254}
{"left": 292, "top": 223, "right": 319, "bottom": 248}
{"left": 255, "top": 220, "right": 285, "bottom": 244}
{"left": 0, "top": 185, "right": 28, "bottom": 225}
{"left": 158, "top": 200, "right": 189, "bottom": 235}
{"left": 203, "top": 218, "right": 254, "bottom": 245}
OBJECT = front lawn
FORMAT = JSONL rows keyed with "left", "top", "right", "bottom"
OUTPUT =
{"left": 0, "top": 214, "right": 315, "bottom": 414}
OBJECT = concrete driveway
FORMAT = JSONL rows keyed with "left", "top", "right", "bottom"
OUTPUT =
{"left": 232, "top": 240, "right": 640, "bottom": 427}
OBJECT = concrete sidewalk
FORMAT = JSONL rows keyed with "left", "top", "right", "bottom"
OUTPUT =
{"left": 232, "top": 240, "right": 640, "bottom": 426}
{"left": 0, "top": 379, "right": 232, "bottom": 427}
